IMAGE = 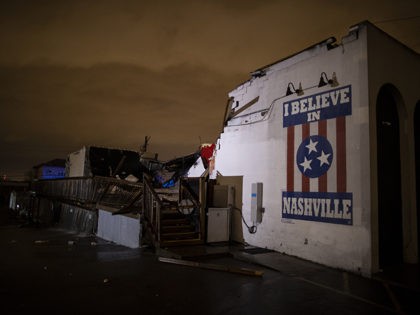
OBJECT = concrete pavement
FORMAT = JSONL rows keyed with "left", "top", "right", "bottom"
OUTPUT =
{"left": 1, "top": 206, "right": 419, "bottom": 314}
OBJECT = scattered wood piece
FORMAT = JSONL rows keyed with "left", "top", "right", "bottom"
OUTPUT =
{"left": 158, "top": 257, "right": 264, "bottom": 277}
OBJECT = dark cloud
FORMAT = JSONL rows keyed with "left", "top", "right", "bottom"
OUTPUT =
{"left": 1, "top": 1, "right": 418, "bottom": 71}
{"left": 0, "top": 62, "right": 244, "bottom": 177}
{"left": 0, "top": 0, "right": 419, "bottom": 178}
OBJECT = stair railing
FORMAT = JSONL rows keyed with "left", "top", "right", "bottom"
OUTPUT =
{"left": 142, "top": 174, "right": 164, "bottom": 244}
{"left": 179, "top": 177, "right": 205, "bottom": 240}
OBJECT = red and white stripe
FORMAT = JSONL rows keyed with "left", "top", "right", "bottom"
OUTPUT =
{"left": 286, "top": 117, "right": 347, "bottom": 193}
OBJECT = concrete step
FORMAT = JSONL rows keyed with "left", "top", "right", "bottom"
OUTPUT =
{"left": 161, "top": 210, "right": 185, "bottom": 220}
{"left": 161, "top": 231, "right": 198, "bottom": 241}
{"left": 160, "top": 238, "right": 204, "bottom": 247}
{"left": 161, "top": 225, "right": 195, "bottom": 233}
{"left": 161, "top": 218, "right": 190, "bottom": 226}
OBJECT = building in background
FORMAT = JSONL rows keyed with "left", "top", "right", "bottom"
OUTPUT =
{"left": 66, "top": 146, "right": 145, "bottom": 181}
{"left": 210, "top": 21, "right": 419, "bottom": 276}
{"left": 32, "top": 159, "right": 66, "bottom": 180}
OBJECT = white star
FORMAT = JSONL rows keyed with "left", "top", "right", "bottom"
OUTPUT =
{"left": 300, "top": 156, "right": 312, "bottom": 172}
{"left": 317, "top": 150, "right": 331, "bottom": 167}
{"left": 306, "top": 139, "right": 318, "bottom": 155}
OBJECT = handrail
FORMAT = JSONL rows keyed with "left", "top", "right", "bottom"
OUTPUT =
{"left": 142, "top": 174, "right": 164, "bottom": 245}
{"left": 143, "top": 175, "right": 164, "bottom": 207}
{"left": 180, "top": 180, "right": 201, "bottom": 210}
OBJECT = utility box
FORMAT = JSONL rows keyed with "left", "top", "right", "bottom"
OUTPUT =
{"left": 207, "top": 207, "right": 230, "bottom": 243}
{"left": 213, "top": 185, "right": 235, "bottom": 207}
{"left": 251, "top": 182, "right": 263, "bottom": 224}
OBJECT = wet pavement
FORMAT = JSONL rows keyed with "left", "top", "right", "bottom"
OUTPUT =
{"left": 1, "top": 206, "right": 419, "bottom": 315}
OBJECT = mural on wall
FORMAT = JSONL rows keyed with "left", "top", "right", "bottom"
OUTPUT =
{"left": 281, "top": 85, "right": 353, "bottom": 225}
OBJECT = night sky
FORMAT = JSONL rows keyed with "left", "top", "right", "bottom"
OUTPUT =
{"left": 1, "top": 0, "right": 419, "bottom": 180}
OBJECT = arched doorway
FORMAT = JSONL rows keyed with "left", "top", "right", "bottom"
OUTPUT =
{"left": 415, "top": 101, "right": 420, "bottom": 261}
{"left": 376, "top": 85, "right": 403, "bottom": 268}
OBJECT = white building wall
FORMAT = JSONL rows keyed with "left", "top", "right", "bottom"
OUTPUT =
{"left": 366, "top": 24, "right": 420, "bottom": 270}
{"left": 186, "top": 157, "right": 206, "bottom": 177}
{"left": 214, "top": 25, "right": 371, "bottom": 275}
{"left": 66, "top": 146, "right": 88, "bottom": 177}
{"left": 97, "top": 209, "right": 140, "bottom": 249}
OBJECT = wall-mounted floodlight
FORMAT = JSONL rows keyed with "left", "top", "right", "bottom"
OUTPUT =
{"left": 318, "top": 72, "right": 339, "bottom": 88}
{"left": 286, "top": 82, "right": 304, "bottom": 96}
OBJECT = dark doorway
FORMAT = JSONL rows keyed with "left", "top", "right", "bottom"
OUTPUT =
{"left": 377, "top": 85, "right": 403, "bottom": 268}
{"left": 415, "top": 101, "right": 420, "bottom": 262}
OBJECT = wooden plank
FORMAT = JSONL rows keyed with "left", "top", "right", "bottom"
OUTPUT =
{"left": 158, "top": 257, "right": 264, "bottom": 277}
{"left": 229, "top": 96, "right": 260, "bottom": 119}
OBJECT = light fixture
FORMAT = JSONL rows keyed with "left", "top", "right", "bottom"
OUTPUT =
{"left": 318, "top": 72, "right": 339, "bottom": 88}
{"left": 286, "top": 82, "right": 304, "bottom": 96}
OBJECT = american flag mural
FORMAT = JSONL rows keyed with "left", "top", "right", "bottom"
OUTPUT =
{"left": 281, "top": 85, "right": 353, "bottom": 225}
